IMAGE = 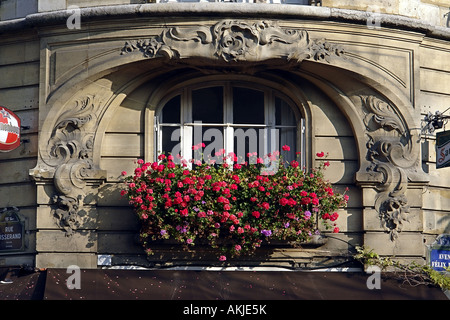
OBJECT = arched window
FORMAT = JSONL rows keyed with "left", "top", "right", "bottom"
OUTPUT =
{"left": 155, "top": 81, "right": 305, "bottom": 167}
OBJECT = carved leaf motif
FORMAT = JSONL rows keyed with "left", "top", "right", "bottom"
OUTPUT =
{"left": 120, "top": 20, "right": 344, "bottom": 64}
{"left": 44, "top": 95, "right": 105, "bottom": 235}
{"left": 363, "top": 96, "right": 406, "bottom": 135}
{"left": 362, "top": 96, "right": 413, "bottom": 241}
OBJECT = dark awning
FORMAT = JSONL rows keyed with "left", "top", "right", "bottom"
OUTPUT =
{"left": 1, "top": 267, "right": 447, "bottom": 301}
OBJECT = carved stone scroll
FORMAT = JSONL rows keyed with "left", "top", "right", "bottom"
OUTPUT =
{"left": 121, "top": 20, "right": 344, "bottom": 64}
{"left": 31, "top": 95, "right": 106, "bottom": 235}
{"left": 361, "top": 96, "right": 419, "bottom": 240}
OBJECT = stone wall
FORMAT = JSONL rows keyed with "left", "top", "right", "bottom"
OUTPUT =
{"left": 0, "top": 3, "right": 448, "bottom": 269}
{"left": 0, "top": 31, "right": 39, "bottom": 267}
{"left": 419, "top": 37, "right": 450, "bottom": 244}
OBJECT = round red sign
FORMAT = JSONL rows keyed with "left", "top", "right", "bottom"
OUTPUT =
{"left": 0, "top": 106, "right": 21, "bottom": 152}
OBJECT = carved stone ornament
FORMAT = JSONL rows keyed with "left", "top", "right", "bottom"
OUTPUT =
{"left": 362, "top": 96, "right": 419, "bottom": 241}
{"left": 32, "top": 95, "right": 106, "bottom": 235}
{"left": 121, "top": 20, "right": 344, "bottom": 64}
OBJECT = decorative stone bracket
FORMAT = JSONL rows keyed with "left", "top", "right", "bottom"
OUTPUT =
{"left": 30, "top": 95, "right": 106, "bottom": 235}
{"left": 357, "top": 96, "right": 427, "bottom": 241}
{"left": 120, "top": 20, "right": 345, "bottom": 65}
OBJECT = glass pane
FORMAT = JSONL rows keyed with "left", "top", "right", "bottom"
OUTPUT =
{"left": 162, "top": 95, "right": 181, "bottom": 123}
{"left": 279, "top": 127, "right": 297, "bottom": 163}
{"left": 192, "top": 87, "right": 223, "bottom": 123}
{"left": 233, "top": 87, "right": 264, "bottom": 124}
{"left": 191, "top": 126, "right": 224, "bottom": 164}
{"left": 233, "top": 127, "right": 263, "bottom": 164}
{"left": 161, "top": 126, "right": 181, "bottom": 157}
{"left": 275, "top": 96, "right": 296, "bottom": 126}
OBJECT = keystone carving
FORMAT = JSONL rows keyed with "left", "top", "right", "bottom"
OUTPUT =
{"left": 121, "top": 20, "right": 344, "bottom": 64}
{"left": 361, "top": 96, "right": 419, "bottom": 240}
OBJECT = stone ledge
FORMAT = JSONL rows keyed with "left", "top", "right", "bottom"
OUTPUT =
{"left": 0, "top": 3, "right": 449, "bottom": 40}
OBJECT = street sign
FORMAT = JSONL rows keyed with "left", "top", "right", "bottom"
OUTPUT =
{"left": 427, "top": 234, "right": 450, "bottom": 272}
{"left": 0, "top": 106, "right": 21, "bottom": 152}
{"left": 436, "top": 130, "right": 450, "bottom": 169}
{"left": 0, "top": 208, "right": 24, "bottom": 252}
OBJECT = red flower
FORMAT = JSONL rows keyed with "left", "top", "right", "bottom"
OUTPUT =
{"left": 330, "top": 212, "right": 339, "bottom": 221}
{"left": 124, "top": 149, "right": 348, "bottom": 260}
{"left": 290, "top": 160, "right": 299, "bottom": 168}
{"left": 301, "top": 197, "right": 311, "bottom": 205}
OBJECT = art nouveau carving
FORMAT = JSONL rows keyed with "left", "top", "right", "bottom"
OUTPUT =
{"left": 362, "top": 96, "right": 419, "bottom": 240}
{"left": 32, "top": 95, "right": 106, "bottom": 235}
{"left": 121, "top": 20, "right": 344, "bottom": 64}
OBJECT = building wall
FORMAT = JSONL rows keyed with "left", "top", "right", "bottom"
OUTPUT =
{"left": 419, "top": 37, "right": 450, "bottom": 240}
{"left": 0, "top": 3, "right": 449, "bottom": 269}
{"left": 0, "top": 32, "right": 39, "bottom": 267}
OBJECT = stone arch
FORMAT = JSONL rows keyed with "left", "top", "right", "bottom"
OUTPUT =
{"left": 30, "top": 18, "right": 429, "bottom": 268}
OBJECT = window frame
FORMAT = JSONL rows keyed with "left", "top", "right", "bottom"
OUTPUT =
{"left": 153, "top": 80, "right": 306, "bottom": 167}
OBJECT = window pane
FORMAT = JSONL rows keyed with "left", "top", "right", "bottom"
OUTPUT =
{"left": 275, "top": 96, "right": 296, "bottom": 126}
{"left": 192, "top": 125, "right": 224, "bottom": 164}
{"left": 233, "top": 87, "right": 264, "bottom": 124}
{"left": 162, "top": 95, "right": 181, "bottom": 123}
{"left": 161, "top": 126, "right": 181, "bottom": 156}
{"left": 192, "top": 87, "right": 223, "bottom": 123}
{"left": 233, "top": 127, "right": 263, "bottom": 163}
{"left": 279, "top": 127, "right": 297, "bottom": 163}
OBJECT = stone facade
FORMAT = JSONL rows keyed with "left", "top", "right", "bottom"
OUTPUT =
{"left": 0, "top": 2, "right": 449, "bottom": 269}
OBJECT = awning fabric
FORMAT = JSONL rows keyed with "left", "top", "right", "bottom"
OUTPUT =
{"left": 0, "top": 267, "right": 447, "bottom": 301}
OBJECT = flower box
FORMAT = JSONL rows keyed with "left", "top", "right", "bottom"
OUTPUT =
{"left": 121, "top": 146, "right": 348, "bottom": 262}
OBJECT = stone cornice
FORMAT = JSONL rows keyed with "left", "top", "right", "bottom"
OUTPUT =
{"left": 0, "top": 3, "right": 449, "bottom": 40}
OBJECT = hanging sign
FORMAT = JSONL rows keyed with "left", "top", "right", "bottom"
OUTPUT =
{"left": 0, "top": 208, "right": 24, "bottom": 252}
{"left": 436, "top": 130, "right": 450, "bottom": 169}
{"left": 0, "top": 106, "right": 21, "bottom": 152}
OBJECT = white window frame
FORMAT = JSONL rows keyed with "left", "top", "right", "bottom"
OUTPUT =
{"left": 154, "top": 81, "right": 305, "bottom": 167}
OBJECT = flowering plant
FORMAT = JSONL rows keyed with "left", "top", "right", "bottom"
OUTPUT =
{"left": 121, "top": 146, "right": 348, "bottom": 261}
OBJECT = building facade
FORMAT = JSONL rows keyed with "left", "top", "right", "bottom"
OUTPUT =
{"left": 0, "top": 0, "right": 449, "bottom": 269}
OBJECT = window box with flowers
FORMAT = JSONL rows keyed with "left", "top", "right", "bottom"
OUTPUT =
{"left": 121, "top": 146, "right": 349, "bottom": 262}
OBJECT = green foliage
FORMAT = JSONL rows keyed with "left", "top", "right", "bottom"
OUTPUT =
{"left": 354, "top": 246, "right": 450, "bottom": 291}
{"left": 121, "top": 147, "right": 348, "bottom": 261}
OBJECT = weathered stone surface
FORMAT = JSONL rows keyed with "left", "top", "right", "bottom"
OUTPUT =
{"left": 364, "top": 232, "right": 425, "bottom": 256}
{"left": 36, "top": 230, "right": 97, "bottom": 252}
{"left": 1, "top": 3, "right": 449, "bottom": 269}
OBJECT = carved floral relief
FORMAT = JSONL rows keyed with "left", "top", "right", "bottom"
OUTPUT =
{"left": 32, "top": 95, "right": 106, "bottom": 235}
{"left": 121, "top": 20, "right": 345, "bottom": 64}
{"left": 361, "top": 96, "right": 421, "bottom": 240}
